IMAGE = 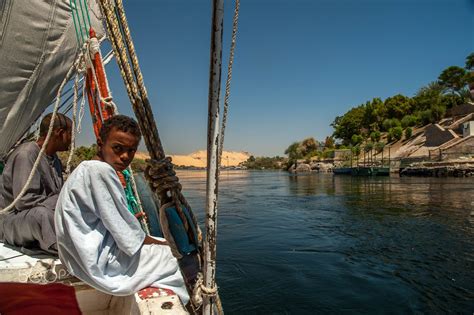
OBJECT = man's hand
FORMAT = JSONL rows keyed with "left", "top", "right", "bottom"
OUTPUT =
{"left": 143, "top": 235, "right": 169, "bottom": 246}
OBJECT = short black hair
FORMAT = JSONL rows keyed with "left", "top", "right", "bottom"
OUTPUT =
{"left": 39, "top": 113, "right": 72, "bottom": 137}
{"left": 99, "top": 115, "right": 142, "bottom": 143}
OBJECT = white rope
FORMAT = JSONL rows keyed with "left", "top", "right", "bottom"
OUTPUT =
{"left": 0, "top": 61, "right": 77, "bottom": 214}
{"left": 192, "top": 272, "right": 218, "bottom": 308}
{"left": 65, "top": 49, "right": 88, "bottom": 175}
{"left": 74, "top": 42, "right": 89, "bottom": 135}
{"left": 65, "top": 73, "right": 80, "bottom": 175}
{"left": 76, "top": 77, "right": 87, "bottom": 134}
{"left": 89, "top": 36, "right": 100, "bottom": 56}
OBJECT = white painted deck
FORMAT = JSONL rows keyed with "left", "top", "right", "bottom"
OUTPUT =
{"left": 0, "top": 243, "right": 188, "bottom": 314}
{"left": 0, "top": 242, "right": 60, "bottom": 267}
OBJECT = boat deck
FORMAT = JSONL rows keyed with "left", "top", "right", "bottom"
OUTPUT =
{"left": 0, "top": 242, "right": 53, "bottom": 266}
{"left": 0, "top": 242, "right": 69, "bottom": 283}
{"left": 0, "top": 243, "right": 188, "bottom": 314}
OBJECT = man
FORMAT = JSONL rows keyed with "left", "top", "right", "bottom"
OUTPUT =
{"left": 55, "top": 115, "right": 189, "bottom": 304}
{"left": 0, "top": 113, "right": 72, "bottom": 254}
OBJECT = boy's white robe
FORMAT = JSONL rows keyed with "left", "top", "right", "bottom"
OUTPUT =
{"left": 55, "top": 160, "right": 189, "bottom": 304}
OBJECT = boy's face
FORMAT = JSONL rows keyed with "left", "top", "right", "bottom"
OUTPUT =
{"left": 98, "top": 127, "right": 140, "bottom": 172}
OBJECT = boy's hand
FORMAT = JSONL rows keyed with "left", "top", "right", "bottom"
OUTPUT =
{"left": 143, "top": 235, "right": 169, "bottom": 246}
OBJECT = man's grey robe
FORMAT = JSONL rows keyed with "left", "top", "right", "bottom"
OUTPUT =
{"left": 0, "top": 142, "right": 63, "bottom": 254}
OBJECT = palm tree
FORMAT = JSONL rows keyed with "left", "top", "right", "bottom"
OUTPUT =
{"left": 364, "top": 142, "right": 374, "bottom": 165}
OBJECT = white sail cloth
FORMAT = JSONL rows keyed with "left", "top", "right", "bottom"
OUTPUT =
{"left": 0, "top": 0, "right": 105, "bottom": 160}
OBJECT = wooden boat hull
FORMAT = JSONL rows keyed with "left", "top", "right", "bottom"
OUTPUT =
{"left": 333, "top": 167, "right": 352, "bottom": 175}
{"left": 351, "top": 167, "right": 390, "bottom": 176}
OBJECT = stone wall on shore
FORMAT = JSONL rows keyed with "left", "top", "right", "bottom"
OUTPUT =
{"left": 400, "top": 160, "right": 474, "bottom": 177}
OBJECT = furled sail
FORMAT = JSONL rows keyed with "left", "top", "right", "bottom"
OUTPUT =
{"left": 0, "top": 0, "right": 105, "bottom": 160}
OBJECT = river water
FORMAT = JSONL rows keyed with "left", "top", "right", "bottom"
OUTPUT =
{"left": 177, "top": 170, "right": 474, "bottom": 314}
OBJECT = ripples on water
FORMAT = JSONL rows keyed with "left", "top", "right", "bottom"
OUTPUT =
{"left": 177, "top": 170, "right": 474, "bottom": 314}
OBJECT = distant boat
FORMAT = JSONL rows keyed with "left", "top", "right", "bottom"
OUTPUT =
{"left": 333, "top": 167, "right": 352, "bottom": 175}
{"left": 333, "top": 166, "right": 390, "bottom": 176}
{"left": 351, "top": 166, "right": 390, "bottom": 176}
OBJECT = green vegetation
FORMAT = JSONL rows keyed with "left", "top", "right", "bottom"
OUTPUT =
{"left": 57, "top": 145, "right": 97, "bottom": 171}
{"left": 352, "top": 145, "right": 361, "bottom": 156}
{"left": 241, "top": 155, "right": 286, "bottom": 170}
{"left": 370, "top": 131, "right": 381, "bottom": 142}
{"left": 331, "top": 52, "right": 473, "bottom": 145}
{"left": 375, "top": 141, "right": 385, "bottom": 153}
{"left": 382, "top": 118, "right": 401, "bottom": 131}
{"left": 401, "top": 115, "right": 417, "bottom": 128}
{"left": 390, "top": 126, "right": 403, "bottom": 142}
{"left": 283, "top": 136, "right": 336, "bottom": 167}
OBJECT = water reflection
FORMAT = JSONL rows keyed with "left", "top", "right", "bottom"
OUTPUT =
{"left": 330, "top": 175, "right": 474, "bottom": 220}
{"left": 287, "top": 173, "right": 336, "bottom": 196}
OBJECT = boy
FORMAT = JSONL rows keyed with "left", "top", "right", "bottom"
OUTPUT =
{"left": 55, "top": 115, "right": 189, "bottom": 304}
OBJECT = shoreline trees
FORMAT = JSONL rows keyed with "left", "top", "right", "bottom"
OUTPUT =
{"left": 331, "top": 52, "right": 474, "bottom": 145}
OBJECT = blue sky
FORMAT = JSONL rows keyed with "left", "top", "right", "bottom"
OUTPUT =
{"left": 76, "top": 0, "right": 474, "bottom": 156}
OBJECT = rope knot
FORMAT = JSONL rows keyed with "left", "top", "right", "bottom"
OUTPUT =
{"left": 191, "top": 272, "right": 218, "bottom": 308}
{"left": 145, "top": 157, "right": 182, "bottom": 195}
{"left": 74, "top": 51, "right": 87, "bottom": 74}
{"left": 89, "top": 37, "right": 100, "bottom": 56}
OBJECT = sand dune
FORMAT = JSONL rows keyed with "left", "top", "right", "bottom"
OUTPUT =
{"left": 134, "top": 150, "right": 251, "bottom": 167}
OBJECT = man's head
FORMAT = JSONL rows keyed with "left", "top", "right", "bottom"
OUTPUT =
{"left": 39, "top": 113, "right": 72, "bottom": 152}
{"left": 97, "top": 115, "right": 142, "bottom": 172}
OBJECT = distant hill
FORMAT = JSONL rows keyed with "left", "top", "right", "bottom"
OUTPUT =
{"left": 134, "top": 150, "right": 251, "bottom": 167}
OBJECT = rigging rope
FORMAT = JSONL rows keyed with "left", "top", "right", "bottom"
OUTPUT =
{"left": 65, "top": 46, "right": 88, "bottom": 175}
{"left": 0, "top": 56, "right": 80, "bottom": 214}
{"left": 69, "top": 0, "right": 149, "bottom": 230}
{"left": 98, "top": 0, "right": 202, "bottom": 252}
{"left": 76, "top": 76, "right": 87, "bottom": 134}
{"left": 117, "top": 0, "right": 203, "bottom": 248}
{"left": 218, "top": 0, "right": 240, "bottom": 168}
{"left": 70, "top": 0, "right": 91, "bottom": 45}
{"left": 98, "top": 1, "right": 240, "bottom": 312}
{"left": 80, "top": 32, "right": 149, "bottom": 234}
{"left": 65, "top": 70, "right": 81, "bottom": 175}
{"left": 60, "top": 50, "right": 112, "bottom": 116}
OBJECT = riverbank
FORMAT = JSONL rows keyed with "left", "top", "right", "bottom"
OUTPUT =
{"left": 400, "top": 159, "right": 474, "bottom": 177}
